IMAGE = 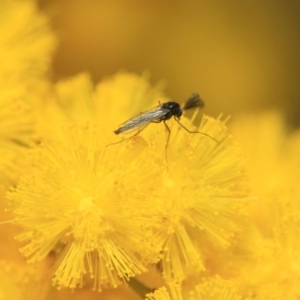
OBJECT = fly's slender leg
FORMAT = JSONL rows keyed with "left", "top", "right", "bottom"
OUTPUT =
{"left": 163, "top": 120, "right": 171, "bottom": 170}
{"left": 147, "top": 119, "right": 170, "bottom": 169}
{"left": 175, "top": 118, "right": 219, "bottom": 143}
{"left": 163, "top": 120, "right": 171, "bottom": 149}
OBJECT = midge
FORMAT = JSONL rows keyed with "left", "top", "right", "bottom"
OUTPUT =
{"left": 114, "top": 93, "right": 218, "bottom": 147}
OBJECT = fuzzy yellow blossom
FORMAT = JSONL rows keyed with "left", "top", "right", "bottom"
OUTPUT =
{"left": 0, "top": 0, "right": 56, "bottom": 87}
{"left": 0, "top": 0, "right": 56, "bottom": 185}
{"left": 228, "top": 111, "right": 300, "bottom": 299}
{"left": 7, "top": 71, "right": 249, "bottom": 295}
{"left": 142, "top": 115, "right": 248, "bottom": 283}
{"left": 7, "top": 124, "right": 161, "bottom": 291}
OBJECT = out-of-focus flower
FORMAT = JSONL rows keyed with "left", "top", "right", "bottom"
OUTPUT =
{"left": 37, "top": 71, "right": 165, "bottom": 143}
{"left": 229, "top": 111, "right": 286, "bottom": 196}
{"left": 0, "top": 0, "right": 56, "bottom": 185}
{"left": 229, "top": 112, "right": 300, "bottom": 299}
{"left": 0, "top": 0, "right": 56, "bottom": 87}
{"left": 7, "top": 72, "right": 249, "bottom": 296}
{"left": 0, "top": 1, "right": 56, "bottom": 297}
{"left": 238, "top": 192, "right": 300, "bottom": 299}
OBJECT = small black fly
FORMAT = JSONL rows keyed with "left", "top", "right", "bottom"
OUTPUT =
{"left": 114, "top": 93, "right": 217, "bottom": 146}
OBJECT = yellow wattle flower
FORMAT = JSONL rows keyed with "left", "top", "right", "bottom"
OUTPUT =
{"left": 7, "top": 71, "right": 250, "bottom": 295}
{"left": 7, "top": 124, "right": 161, "bottom": 291}
{"left": 143, "top": 115, "right": 248, "bottom": 283}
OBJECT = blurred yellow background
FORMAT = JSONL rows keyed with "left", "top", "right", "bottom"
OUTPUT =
{"left": 38, "top": 0, "right": 300, "bottom": 127}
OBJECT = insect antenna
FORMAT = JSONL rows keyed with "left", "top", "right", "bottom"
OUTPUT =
{"left": 182, "top": 93, "right": 205, "bottom": 111}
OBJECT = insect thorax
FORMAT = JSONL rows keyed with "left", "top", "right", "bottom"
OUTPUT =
{"left": 161, "top": 102, "right": 182, "bottom": 120}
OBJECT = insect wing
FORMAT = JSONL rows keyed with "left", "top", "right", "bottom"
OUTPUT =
{"left": 115, "top": 106, "right": 170, "bottom": 134}
{"left": 182, "top": 93, "right": 205, "bottom": 111}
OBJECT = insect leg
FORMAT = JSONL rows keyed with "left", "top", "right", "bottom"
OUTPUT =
{"left": 163, "top": 120, "right": 171, "bottom": 149}
{"left": 175, "top": 118, "right": 218, "bottom": 143}
{"left": 163, "top": 120, "right": 171, "bottom": 170}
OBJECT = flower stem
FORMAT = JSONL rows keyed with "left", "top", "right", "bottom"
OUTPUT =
{"left": 128, "top": 277, "right": 156, "bottom": 299}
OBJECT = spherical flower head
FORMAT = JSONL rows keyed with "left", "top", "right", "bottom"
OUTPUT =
{"left": 6, "top": 69, "right": 250, "bottom": 294}
{"left": 7, "top": 124, "right": 161, "bottom": 291}
{"left": 139, "top": 113, "right": 248, "bottom": 283}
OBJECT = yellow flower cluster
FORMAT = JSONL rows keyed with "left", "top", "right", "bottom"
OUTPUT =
{"left": 7, "top": 72, "right": 248, "bottom": 292}
{"left": 0, "top": 1, "right": 300, "bottom": 300}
